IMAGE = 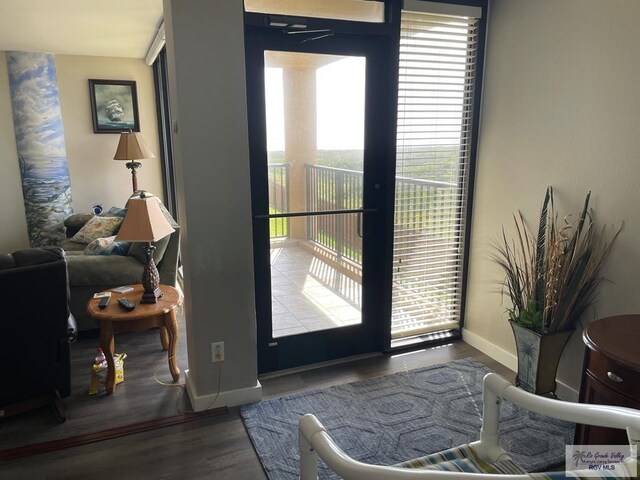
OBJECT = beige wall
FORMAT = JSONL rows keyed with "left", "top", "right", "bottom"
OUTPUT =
{"left": 465, "top": 0, "right": 640, "bottom": 393}
{"left": 56, "top": 54, "right": 163, "bottom": 212}
{"left": 0, "top": 53, "right": 162, "bottom": 252}
{"left": 164, "top": 0, "right": 260, "bottom": 409}
{"left": 0, "top": 51, "right": 29, "bottom": 252}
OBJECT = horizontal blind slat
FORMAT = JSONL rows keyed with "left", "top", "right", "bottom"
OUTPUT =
{"left": 392, "top": 9, "right": 477, "bottom": 339}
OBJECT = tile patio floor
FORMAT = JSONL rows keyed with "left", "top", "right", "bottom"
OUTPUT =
{"left": 270, "top": 241, "right": 362, "bottom": 338}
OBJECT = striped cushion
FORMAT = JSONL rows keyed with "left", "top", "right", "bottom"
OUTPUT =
{"left": 395, "top": 444, "right": 527, "bottom": 475}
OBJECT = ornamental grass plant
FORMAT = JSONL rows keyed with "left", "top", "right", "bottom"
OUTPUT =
{"left": 493, "top": 187, "right": 622, "bottom": 334}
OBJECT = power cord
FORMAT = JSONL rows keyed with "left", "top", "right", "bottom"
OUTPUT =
{"left": 175, "top": 362, "right": 223, "bottom": 414}
{"left": 148, "top": 304, "right": 224, "bottom": 414}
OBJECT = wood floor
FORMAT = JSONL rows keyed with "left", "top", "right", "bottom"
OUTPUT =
{"left": 0, "top": 341, "right": 513, "bottom": 480}
{"left": 0, "top": 317, "right": 191, "bottom": 452}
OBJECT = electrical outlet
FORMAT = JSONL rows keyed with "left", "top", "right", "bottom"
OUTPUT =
{"left": 211, "top": 342, "right": 225, "bottom": 363}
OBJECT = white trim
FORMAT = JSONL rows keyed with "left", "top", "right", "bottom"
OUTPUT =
{"left": 185, "top": 369, "right": 262, "bottom": 411}
{"left": 556, "top": 380, "right": 579, "bottom": 403}
{"left": 145, "top": 21, "right": 165, "bottom": 66}
{"left": 462, "top": 327, "right": 517, "bottom": 370}
{"left": 403, "top": 0, "right": 482, "bottom": 19}
{"left": 462, "top": 328, "right": 579, "bottom": 402}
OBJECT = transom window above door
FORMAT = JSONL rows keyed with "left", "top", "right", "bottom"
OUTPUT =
{"left": 244, "top": 0, "right": 386, "bottom": 23}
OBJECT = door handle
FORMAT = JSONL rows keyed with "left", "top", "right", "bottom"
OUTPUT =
{"left": 607, "top": 371, "right": 623, "bottom": 383}
{"left": 356, "top": 212, "right": 363, "bottom": 239}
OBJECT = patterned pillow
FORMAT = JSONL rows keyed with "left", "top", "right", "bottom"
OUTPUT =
{"left": 84, "top": 236, "right": 115, "bottom": 255}
{"left": 72, "top": 216, "right": 122, "bottom": 244}
{"left": 84, "top": 236, "right": 131, "bottom": 256}
{"left": 99, "top": 206, "right": 127, "bottom": 218}
{"left": 107, "top": 240, "right": 131, "bottom": 256}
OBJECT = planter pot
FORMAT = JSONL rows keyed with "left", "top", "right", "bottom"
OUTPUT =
{"left": 509, "top": 320, "right": 573, "bottom": 396}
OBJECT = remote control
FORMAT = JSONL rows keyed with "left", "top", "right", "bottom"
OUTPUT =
{"left": 117, "top": 298, "right": 136, "bottom": 311}
{"left": 98, "top": 296, "right": 110, "bottom": 309}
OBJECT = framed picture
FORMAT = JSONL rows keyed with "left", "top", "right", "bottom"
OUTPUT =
{"left": 89, "top": 79, "right": 140, "bottom": 134}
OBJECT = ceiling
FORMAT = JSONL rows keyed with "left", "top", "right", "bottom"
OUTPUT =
{"left": 0, "top": 0, "right": 163, "bottom": 58}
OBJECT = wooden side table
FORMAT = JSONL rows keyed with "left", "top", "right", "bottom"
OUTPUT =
{"left": 87, "top": 284, "right": 182, "bottom": 395}
{"left": 576, "top": 315, "right": 640, "bottom": 445}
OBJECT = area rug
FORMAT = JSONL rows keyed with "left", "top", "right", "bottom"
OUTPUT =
{"left": 241, "top": 358, "right": 574, "bottom": 479}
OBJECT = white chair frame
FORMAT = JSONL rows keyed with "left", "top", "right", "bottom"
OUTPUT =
{"left": 299, "top": 373, "right": 640, "bottom": 480}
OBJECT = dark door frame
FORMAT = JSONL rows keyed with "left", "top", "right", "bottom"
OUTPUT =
{"left": 244, "top": 23, "right": 398, "bottom": 374}
{"left": 242, "top": 0, "right": 488, "bottom": 371}
{"left": 152, "top": 47, "right": 178, "bottom": 220}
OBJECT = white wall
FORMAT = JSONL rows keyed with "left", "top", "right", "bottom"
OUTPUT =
{"left": 0, "top": 52, "right": 163, "bottom": 252}
{"left": 465, "top": 0, "right": 640, "bottom": 392}
{"left": 0, "top": 51, "right": 29, "bottom": 252}
{"left": 164, "top": 0, "right": 260, "bottom": 409}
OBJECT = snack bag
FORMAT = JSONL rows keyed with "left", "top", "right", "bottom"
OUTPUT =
{"left": 89, "top": 353, "right": 127, "bottom": 395}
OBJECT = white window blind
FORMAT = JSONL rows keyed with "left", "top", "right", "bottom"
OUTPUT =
{"left": 391, "top": 8, "right": 480, "bottom": 340}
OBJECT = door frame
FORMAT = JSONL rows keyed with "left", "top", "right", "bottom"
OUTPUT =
{"left": 244, "top": 24, "right": 398, "bottom": 374}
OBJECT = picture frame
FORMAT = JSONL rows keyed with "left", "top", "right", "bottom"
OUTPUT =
{"left": 89, "top": 79, "right": 140, "bottom": 134}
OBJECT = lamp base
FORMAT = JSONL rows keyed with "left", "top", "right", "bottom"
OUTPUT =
{"left": 141, "top": 287, "right": 163, "bottom": 304}
{"left": 141, "top": 243, "right": 161, "bottom": 303}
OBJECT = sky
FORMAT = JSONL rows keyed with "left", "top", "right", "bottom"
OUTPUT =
{"left": 265, "top": 56, "right": 366, "bottom": 152}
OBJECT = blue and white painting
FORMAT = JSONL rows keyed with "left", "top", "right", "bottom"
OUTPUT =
{"left": 6, "top": 52, "right": 73, "bottom": 247}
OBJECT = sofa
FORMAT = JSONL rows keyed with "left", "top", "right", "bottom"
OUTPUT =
{"left": 61, "top": 203, "right": 180, "bottom": 331}
{"left": 0, "top": 247, "right": 77, "bottom": 420}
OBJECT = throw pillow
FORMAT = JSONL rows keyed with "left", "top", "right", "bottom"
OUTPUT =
{"left": 84, "top": 236, "right": 131, "bottom": 256}
{"left": 100, "top": 206, "right": 127, "bottom": 218}
{"left": 84, "top": 236, "right": 115, "bottom": 255}
{"left": 108, "top": 240, "right": 131, "bottom": 256}
{"left": 72, "top": 216, "right": 123, "bottom": 245}
{"left": 128, "top": 234, "right": 171, "bottom": 265}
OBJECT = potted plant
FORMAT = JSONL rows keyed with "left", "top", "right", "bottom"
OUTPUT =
{"left": 493, "top": 187, "right": 621, "bottom": 395}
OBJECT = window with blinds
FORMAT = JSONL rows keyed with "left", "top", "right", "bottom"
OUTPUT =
{"left": 391, "top": 6, "right": 480, "bottom": 340}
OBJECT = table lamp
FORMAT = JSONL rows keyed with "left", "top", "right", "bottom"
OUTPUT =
{"left": 115, "top": 192, "right": 175, "bottom": 303}
{"left": 113, "top": 131, "right": 155, "bottom": 193}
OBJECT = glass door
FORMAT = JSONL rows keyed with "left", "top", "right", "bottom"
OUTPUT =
{"left": 246, "top": 28, "right": 394, "bottom": 373}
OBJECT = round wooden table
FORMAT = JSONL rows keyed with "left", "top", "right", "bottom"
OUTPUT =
{"left": 87, "top": 284, "right": 182, "bottom": 394}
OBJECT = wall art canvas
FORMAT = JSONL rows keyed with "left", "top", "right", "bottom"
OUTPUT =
{"left": 6, "top": 51, "right": 73, "bottom": 247}
{"left": 89, "top": 79, "right": 140, "bottom": 133}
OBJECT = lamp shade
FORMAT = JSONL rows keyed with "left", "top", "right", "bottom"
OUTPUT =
{"left": 115, "top": 194, "right": 174, "bottom": 242}
{"left": 113, "top": 132, "right": 156, "bottom": 161}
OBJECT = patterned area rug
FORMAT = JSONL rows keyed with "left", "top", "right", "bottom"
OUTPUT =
{"left": 241, "top": 358, "right": 574, "bottom": 479}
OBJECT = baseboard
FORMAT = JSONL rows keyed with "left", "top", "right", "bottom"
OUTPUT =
{"left": 185, "top": 370, "right": 262, "bottom": 412}
{"left": 461, "top": 328, "right": 579, "bottom": 402}
{"left": 462, "top": 328, "right": 517, "bottom": 371}
{"left": 554, "top": 380, "right": 579, "bottom": 402}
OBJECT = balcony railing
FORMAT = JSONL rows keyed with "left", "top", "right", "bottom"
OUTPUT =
{"left": 305, "top": 164, "right": 363, "bottom": 264}
{"left": 268, "top": 163, "right": 457, "bottom": 262}
{"left": 267, "top": 162, "right": 459, "bottom": 339}
{"left": 267, "top": 163, "right": 289, "bottom": 238}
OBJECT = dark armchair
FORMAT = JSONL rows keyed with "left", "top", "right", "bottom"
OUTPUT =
{"left": 0, "top": 247, "right": 76, "bottom": 421}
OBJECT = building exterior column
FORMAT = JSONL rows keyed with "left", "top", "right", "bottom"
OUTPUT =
{"left": 282, "top": 66, "right": 317, "bottom": 240}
